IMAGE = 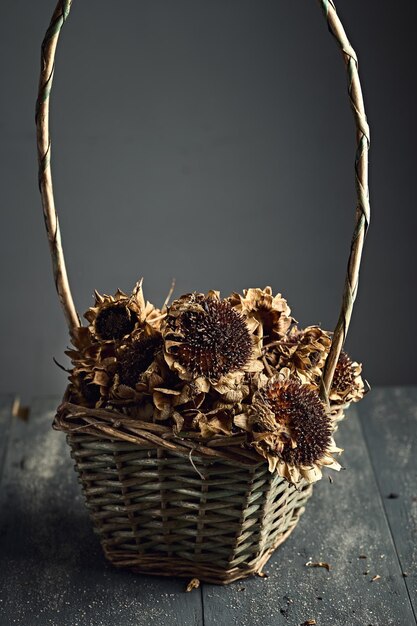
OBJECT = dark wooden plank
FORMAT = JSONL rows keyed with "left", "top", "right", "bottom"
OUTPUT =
{"left": 358, "top": 386, "right": 417, "bottom": 620}
{"left": 0, "top": 394, "right": 14, "bottom": 483}
{"left": 0, "top": 396, "right": 203, "bottom": 626}
{"left": 202, "top": 408, "right": 416, "bottom": 626}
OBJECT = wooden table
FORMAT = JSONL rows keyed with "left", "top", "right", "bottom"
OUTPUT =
{"left": 0, "top": 388, "right": 415, "bottom": 626}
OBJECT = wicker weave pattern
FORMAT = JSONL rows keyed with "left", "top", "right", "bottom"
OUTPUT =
{"left": 67, "top": 433, "right": 312, "bottom": 584}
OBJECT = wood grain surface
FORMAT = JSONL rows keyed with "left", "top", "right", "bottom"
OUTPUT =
{"left": 0, "top": 389, "right": 415, "bottom": 626}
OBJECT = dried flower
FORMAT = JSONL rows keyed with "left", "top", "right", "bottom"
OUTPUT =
{"left": 246, "top": 374, "right": 342, "bottom": 483}
{"left": 162, "top": 292, "right": 262, "bottom": 387}
{"left": 330, "top": 351, "right": 365, "bottom": 406}
{"left": 66, "top": 281, "right": 162, "bottom": 407}
{"left": 228, "top": 286, "right": 294, "bottom": 343}
{"left": 61, "top": 282, "right": 366, "bottom": 487}
{"left": 268, "top": 326, "right": 331, "bottom": 384}
{"left": 85, "top": 280, "right": 161, "bottom": 342}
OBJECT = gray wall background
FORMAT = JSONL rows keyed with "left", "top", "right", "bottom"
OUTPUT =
{"left": 1, "top": 1, "right": 416, "bottom": 402}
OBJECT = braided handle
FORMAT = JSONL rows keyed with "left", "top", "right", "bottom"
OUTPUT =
{"left": 318, "top": 0, "right": 370, "bottom": 400}
{"left": 35, "top": 0, "right": 370, "bottom": 402}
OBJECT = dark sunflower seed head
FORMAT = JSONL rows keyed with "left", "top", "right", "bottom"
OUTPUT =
{"left": 262, "top": 378, "right": 331, "bottom": 466}
{"left": 95, "top": 303, "right": 137, "bottom": 341}
{"left": 169, "top": 297, "right": 253, "bottom": 380}
{"left": 117, "top": 335, "right": 161, "bottom": 388}
{"left": 332, "top": 351, "right": 355, "bottom": 392}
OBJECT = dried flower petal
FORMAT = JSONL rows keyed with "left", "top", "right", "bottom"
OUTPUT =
{"left": 67, "top": 341, "right": 117, "bottom": 407}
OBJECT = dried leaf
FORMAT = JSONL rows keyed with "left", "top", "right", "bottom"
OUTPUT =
{"left": 305, "top": 561, "right": 331, "bottom": 571}
{"left": 185, "top": 578, "right": 200, "bottom": 592}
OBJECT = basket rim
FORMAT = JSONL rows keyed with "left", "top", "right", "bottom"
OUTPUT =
{"left": 55, "top": 391, "right": 269, "bottom": 469}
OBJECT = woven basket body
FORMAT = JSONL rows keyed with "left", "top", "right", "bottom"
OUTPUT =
{"left": 67, "top": 430, "right": 312, "bottom": 584}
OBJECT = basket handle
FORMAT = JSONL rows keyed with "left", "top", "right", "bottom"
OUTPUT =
{"left": 36, "top": 0, "right": 370, "bottom": 403}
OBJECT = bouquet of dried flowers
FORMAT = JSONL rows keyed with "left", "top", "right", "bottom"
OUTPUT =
{"left": 65, "top": 281, "right": 366, "bottom": 486}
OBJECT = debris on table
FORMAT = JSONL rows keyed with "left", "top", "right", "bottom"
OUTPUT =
{"left": 11, "top": 398, "right": 30, "bottom": 421}
{"left": 305, "top": 560, "right": 331, "bottom": 571}
{"left": 185, "top": 578, "right": 200, "bottom": 592}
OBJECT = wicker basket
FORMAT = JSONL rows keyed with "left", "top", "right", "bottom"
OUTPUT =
{"left": 55, "top": 399, "right": 313, "bottom": 583}
{"left": 35, "top": 1, "right": 370, "bottom": 584}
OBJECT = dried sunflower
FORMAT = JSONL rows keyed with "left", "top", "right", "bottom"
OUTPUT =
{"left": 268, "top": 325, "right": 331, "bottom": 385}
{"left": 108, "top": 331, "right": 163, "bottom": 405}
{"left": 161, "top": 292, "right": 262, "bottom": 398}
{"left": 236, "top": 373, "right": 342, "bottom": 484}
{"left": 228, "top": 286, "right": 294, "bottom": 343}
{"left": 85, "top": 280, "right": 161, "bottom": 342}
{"left": 329, "top": 351, "right": 365, "bottom": 406}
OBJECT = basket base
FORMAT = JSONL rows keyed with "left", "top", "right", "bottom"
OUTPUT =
{"left": 103, "top": 522, "right": 299, "bottom": 585}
